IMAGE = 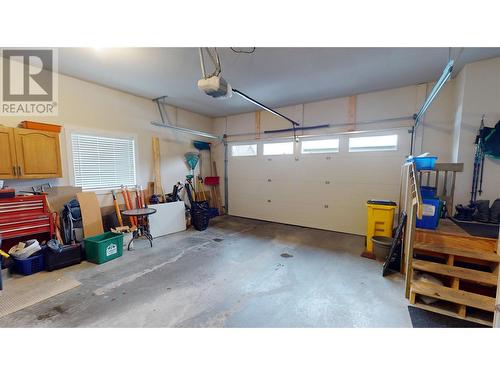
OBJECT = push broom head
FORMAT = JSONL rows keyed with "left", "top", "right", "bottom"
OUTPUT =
{"left": 184, "top": 152, "right": 199, "bottom": 171}
{"left": 193, "top": 140, "right": 211, "bottom": 150}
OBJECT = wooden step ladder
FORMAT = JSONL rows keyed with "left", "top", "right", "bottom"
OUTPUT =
{"left": 400, "top": 161, "right": 500, "bottom": 327}
{"left": 409, "top": 236, "right": 499, "bottom": 327}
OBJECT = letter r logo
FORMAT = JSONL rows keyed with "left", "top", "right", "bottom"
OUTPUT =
{"left": 2, "top": 49, "right": 53, "bottom": 101}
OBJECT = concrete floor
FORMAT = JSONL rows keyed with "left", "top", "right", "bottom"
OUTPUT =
{"left": 0, "top": 216, "right": 411, "bottom": 327}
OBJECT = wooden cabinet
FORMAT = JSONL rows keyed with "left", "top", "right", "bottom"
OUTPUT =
{"left": 14, "top": 128, "right": 62, "bottom": 178}
{"left": 0, "top": 127, "right": 17, "bottom": 179}
{"left": 0, "top": 126, "right": 62, "bottom": 179}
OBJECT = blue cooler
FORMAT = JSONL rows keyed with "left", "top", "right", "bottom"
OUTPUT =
{"left": 416, "top": 198, "right": 441, "bottom": 230}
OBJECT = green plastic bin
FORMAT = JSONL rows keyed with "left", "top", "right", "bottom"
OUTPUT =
{"left": 84, "top": 232, "right": 124, "bottom": 264}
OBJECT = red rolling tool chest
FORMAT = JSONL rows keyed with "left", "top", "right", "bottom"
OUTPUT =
{"left": 0, "top": 195, "right": 54, "bottom": 240}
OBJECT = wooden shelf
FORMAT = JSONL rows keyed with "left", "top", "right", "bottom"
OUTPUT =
{"left": 412, "top": 259, "right": 497, "bottom": 286}
{"left": 413, "top": 301, "right": 493, "bottom": 327}
{"left": 411, "top": 280, "right": 495, "bottom": 312}
{"left": 414, "top": 242, "right": 500, "bottom": 262}
{"left": 415, "top": 231, "right": 497, "bottom": 253}
{"left": 409, "top": 228, "right": 498, "bottom": 327}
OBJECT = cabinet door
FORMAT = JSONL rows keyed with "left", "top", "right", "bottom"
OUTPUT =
{"left": 14, "top": 128, "right": 62, "bottom": 179}
{"left": 0, "top": 127, "right": 17, "bottom": 179}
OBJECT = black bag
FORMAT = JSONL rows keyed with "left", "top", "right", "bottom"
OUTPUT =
{"left": 191, "top": 201, "right": 210, "bottom": 231}
{"left": 61, "top": 198, "right": 82, "bottom": 244}
{"left": 484, "top": 120, "right": 500, "bottom": 159}
{"left": 490, "top": 199, "right": 500, "bottom": 224}
{"left": 472, "top": 200, "right": 490, "bottom": 223}
{"left": 185, "top": 182, "right": 210, "bottom": 231}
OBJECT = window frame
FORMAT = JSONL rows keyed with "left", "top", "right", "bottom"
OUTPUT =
{"left": 348, "top": 134, "right": 399, "bottom": 153}
{"left": 300, "top": 137, "right": 340, "bottom": 154}
{"left": 262, "top": 140, "right": 295, "bottom": 156}
{"left": 230, "top": 143, "right": 258, "bottom": 157}
{"left": 67, "top": 128, "right": 138, "bottom": 192}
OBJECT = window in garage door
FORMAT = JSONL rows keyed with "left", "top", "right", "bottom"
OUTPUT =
{"left": 348, "top": 134, "right": 398, "bottom": 152}
{"left": 232, "top": 144, "right": 258, "bottom": 157}
{"left": 301, "top": 138, "right": 339, "bottom": 154}
{"left": 263, "top": 141, "right": 294, "bottom": 155}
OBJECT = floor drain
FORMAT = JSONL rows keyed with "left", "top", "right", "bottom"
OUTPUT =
{"left": 281, "top": 253, "right": 293, "bottom": 258}
{"left": 213, "top": 238, "right": 224, "bottom": 242}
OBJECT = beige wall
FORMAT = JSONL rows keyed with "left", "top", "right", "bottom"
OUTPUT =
{"left": 452, "top": 57, "right": 500, "bottom": 206}
{"left": 213, "top": 82, "right": 456, "bottom": 153}
{"left": 0, "top": 71, "right": 215, "bottom": 207}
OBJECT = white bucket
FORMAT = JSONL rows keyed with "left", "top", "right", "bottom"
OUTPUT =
{"left": 123, "top": 232, "right": 133, "bottom": 250}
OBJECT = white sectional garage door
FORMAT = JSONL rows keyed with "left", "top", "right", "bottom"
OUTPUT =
{"left": 227, "top": 129, "right": 410, "bottom": 235}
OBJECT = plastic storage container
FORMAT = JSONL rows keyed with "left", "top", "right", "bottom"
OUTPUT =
{"left": 364, "top": 200, "right": 397, "bottom": 258}
{"left": 84, "top": 232, "right": 123, "bottom": 264}
{"left": 420, "top": 186, "right": 437, "bottom": 199}
{"left": 14, "top": 253, "right": 45, "bottom": 275}
{"left": 44, "top": 244, "right": 82, "bottom": 271}
{"left": 416, "top": 198, "right": 441, "bottom": 230}
{"left": 371, "top": 236, "right": 393, "bottom": 260}
{"left": 409, "top": 156, "right": 438, "bottom": 171}
{"left": 207, "top": 207, "right": 219, "bottom": 218}
{"left": 19, "top": 120, "right": 62, "bottom": 133}
{"left": 191, "top": 201, "right": 210, "bottom": 231}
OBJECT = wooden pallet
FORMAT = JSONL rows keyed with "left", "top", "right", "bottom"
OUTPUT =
{"left": 409, "top": 240, "right": 500, "bottom": 327}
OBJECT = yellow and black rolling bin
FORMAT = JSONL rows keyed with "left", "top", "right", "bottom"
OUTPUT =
{"left": 362, "top": 200, "right": 396, "bottom": 259}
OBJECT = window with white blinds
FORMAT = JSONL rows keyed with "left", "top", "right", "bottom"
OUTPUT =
{"left": 71, "top": 133, "right": 136, "bottom": 190}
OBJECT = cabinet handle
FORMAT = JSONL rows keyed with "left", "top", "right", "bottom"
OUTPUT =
{"left": 17, "top": 166, "right": 22, "bottom": 176}
{"left": 13, "top": 166, "right": 17, "bottom": 176}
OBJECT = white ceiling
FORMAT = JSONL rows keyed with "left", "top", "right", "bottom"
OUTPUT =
{"left": 58, "top": 47, "right": 500, "bottom": 118}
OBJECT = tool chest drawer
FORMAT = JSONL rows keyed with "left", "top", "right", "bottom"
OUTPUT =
{"left": 0, "top": 214, "right": 52, "bottom": 239}
{"left": 0, "top": 195, "right": 48, "bottom": 216}
{"left": 0, "top": 195, "right": 53, "bottom": 240}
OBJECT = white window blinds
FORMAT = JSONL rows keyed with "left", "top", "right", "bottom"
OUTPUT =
{"left": 71, "top": 133, "right": 136, "bottom": 190}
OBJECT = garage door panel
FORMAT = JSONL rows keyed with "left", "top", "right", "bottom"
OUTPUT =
{"left": 228, "top": 135, "right": 403, "bottom": 235}
{"left": 322, "top": 161, "right": 402, "bottom": 183}
{"left": 323, "top": 182, "right": 399, "bottom": 205}
{"left": 228, "top": 178, "right": 266, "bottom": 197}
{"left": 230, "top": 201, "right": 274, "bottom": 221}
{"left": 260, "top": 156, "right": 298, "bottom": 176}
{"left": 229, "top": 159, "right": 267, "bottom": 180}
{"left": 321, "top": 206, "right": 367, "bottom": 235}
{"left": 297, "top": 156, "right": 336, "bottom": 175}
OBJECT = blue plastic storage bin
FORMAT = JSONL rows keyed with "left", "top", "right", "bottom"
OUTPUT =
{"left": 14, "top": 253, "right": 45, "bottom": 275}
{"left": 420, "top": 186, "right": 437, "bottom": 199}
{"left": 413, "top": 156, "right": 438, "bottom": 171}
{"left": 416, "top": 198, "right": 441, "bottom": 230}
{"left": 207, "top": 207, "right": 219, "bottom": 218}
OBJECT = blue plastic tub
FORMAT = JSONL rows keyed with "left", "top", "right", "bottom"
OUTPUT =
{"left": 412, "top": 156, "right": 438, "bottom": 171}
{"left": 14, "top": 253, "right": 45, "bottom": 276}
{"left": 420, "top": 186, "right": 437, "bottom": 199}
{"left": 416, "top": 198, "right": 441, "bottom": 230}
{"left": 207, "top": 207, "right": 219, "bottom": 218}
